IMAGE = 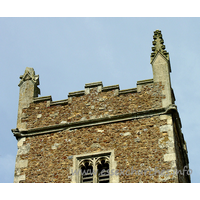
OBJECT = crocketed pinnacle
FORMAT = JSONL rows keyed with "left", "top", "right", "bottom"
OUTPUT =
{"left": 150, "top": 30, "right": 169, "bottom": 63}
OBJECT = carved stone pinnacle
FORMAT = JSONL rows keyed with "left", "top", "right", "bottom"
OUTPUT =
{"left": 150, "top": 30, "right": 169, "bottom": 63}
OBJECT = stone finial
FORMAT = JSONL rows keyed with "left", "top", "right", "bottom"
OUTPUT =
{"left": 150, "top": 30, "right": 169, "bottom": 63}
{"left": 18, "top": 67, "right": 40, "bottom": 88}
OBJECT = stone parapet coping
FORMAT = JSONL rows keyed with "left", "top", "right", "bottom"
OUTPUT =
{"left": 119, "top": 88, "right": 137, "bottom": 95}
{"left": 85, "top": 81, "right": 103, "bottom": 88}
{"left": 50, "top": 99, "right": 68, "bottom": 106}
{"left": 137, "top": 78, "right": 153, "bottom": 85}
{"left": 12, "top": 104, "right": 180, "bottom": 139}
{"left": 68, "top": 90, "right": 85, "bottom": 97}
{"left": 102, "top": 85, "right": 120, "bottom": 92}
{"left": 33, "top": 95, "right": 52, "bottom": 103}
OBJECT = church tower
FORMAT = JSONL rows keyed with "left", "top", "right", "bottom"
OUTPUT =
{"left": 12, "top": 30, "right": 190, "bottom": 183}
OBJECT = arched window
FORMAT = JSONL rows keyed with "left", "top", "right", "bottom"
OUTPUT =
{"left": 71, "top": 150, "right": 119, "bottom": 183}
{"left": 78, "top": 156, "right": 110, "bottom": 183}
{"left": 79, "top": 160, "right": 93, "bottom": 183}
{"left": 97, "top": 158, "right": 109, "bottom": 183}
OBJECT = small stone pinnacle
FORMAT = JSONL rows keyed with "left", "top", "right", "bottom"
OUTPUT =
{"left": 150, "top": 30, "right": 169, "bottom": 63}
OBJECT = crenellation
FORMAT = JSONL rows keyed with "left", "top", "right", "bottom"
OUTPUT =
{"left": 29, "top": 80, "right": 160, "bottom": 108}
{"left": 11, "top": 30, "right": 190, "bottom": 183}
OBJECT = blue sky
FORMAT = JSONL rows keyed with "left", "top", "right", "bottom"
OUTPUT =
{"left": 0, "top": 17, "right": 200, "bottom": 183}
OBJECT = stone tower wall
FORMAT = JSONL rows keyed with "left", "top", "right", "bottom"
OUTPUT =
{"left": 12, "top": 30, "right": 190, "bottom": 183}
{"left": 13, "top": 82, "right": 188, "bottom": 183}
{"left": 19, "top": 116, "right": 175, "bottom": 183}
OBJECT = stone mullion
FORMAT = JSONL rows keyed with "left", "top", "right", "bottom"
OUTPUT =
{"left": 78, "top": 166, "right": 82, "bottom": 183}
{"left": 93, "top": 158, "right": 98, "bottom": 183}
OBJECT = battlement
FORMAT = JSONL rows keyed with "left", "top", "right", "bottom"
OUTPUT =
{"left": 17, "top": 78, "right": 165, "bottom": 132}
{"left": 15, "top": 29, "right": 174, "bottom": 132}
{"left": 32, "top": 79, "right": 153, "bottom": 106}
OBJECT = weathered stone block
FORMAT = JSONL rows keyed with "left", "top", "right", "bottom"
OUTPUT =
{"left": 159, "top": 125, "right": 172, "bottom": 132}
{"left": 17, "top": 144, "right": 30, "bottom": 155}
{"left": 14, "top": 174, "right": 25, "bottom": 183}
{"left": 17, "top": 138, "right": 26, "bottom": 148}
{"left": 15, "top": 159, "right": 28, "bottom": 168}
{"left": 164, "top": 153, "right": 176, "bottom": 162}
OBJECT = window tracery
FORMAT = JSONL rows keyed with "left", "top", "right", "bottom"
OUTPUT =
{"left": 78, "top": 156, "right": 110, "bottom": 183}
{"left": 71, "top": 150, "right": 118, "bottom": 183}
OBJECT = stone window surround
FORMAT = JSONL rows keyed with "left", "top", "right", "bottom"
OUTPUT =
{"left": 70, "top": 150, "right": 119, "bottom": 183}
{"left": 79, "top": 155, "right": 109, "bottom": 183}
